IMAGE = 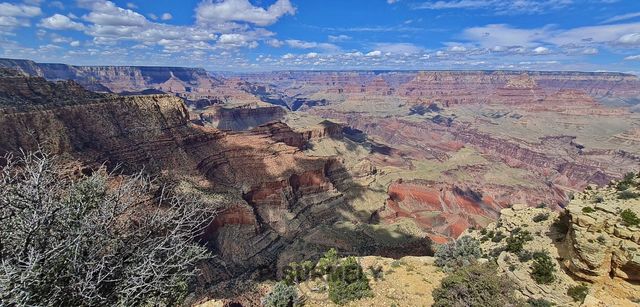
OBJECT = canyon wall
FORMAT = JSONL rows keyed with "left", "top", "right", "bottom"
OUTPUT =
{"left": 0, "top": 70, "right": 432, "bottom": 293}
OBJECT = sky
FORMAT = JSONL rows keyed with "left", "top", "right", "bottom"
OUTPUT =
{"left": 0, "top": 0, "right": 640, "bottom": 72}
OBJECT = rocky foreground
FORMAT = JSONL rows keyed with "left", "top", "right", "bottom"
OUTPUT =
{"left": 201, "top": 175, "right": 639, "bottom": 306}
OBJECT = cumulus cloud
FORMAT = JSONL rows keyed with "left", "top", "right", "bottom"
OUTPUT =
{"left": 161, "top": 13, "right": 172, "bottom": 21}
{"left": 39, "top": 14, "right": 85, "bottom": 31}
{"left": 82, "top": 1, "right": 147, "bottom": 27}
{"left": 0, "top": 2, "right": 41, "bottom": 29}
{"left": 449, "top": 45, "right": 467, "bottom": 52}
{"left": 366, "top": 50, "right": 382, "bottom": 57}
{"left": 70, "top": 40, "right": 80, "bottom": 47}
{"left": 196, "top": 0, "right": 295, "bottom": 26}
{"left": 532, "top": 46, "right": 550, "bottom": 54}
{"left": 0, "top": 2, "right": 42, "bottom": 17}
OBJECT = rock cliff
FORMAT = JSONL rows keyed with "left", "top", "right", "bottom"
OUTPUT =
{"left": 463, "top": 175, "right": 640, "bottom": 306}
{"left": 0, "top": 70, "right": 433, "bottom": 296}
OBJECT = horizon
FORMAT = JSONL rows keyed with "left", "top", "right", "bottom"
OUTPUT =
{"left": 3, "top": 57, "right": 639, "bottom": 76}
{"left": 1, "top": 1, "right": 639, "bottom": 73}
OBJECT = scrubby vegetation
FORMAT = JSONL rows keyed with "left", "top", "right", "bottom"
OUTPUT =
{"left": 532, "top": 212, "right": 550, "bottom": 222}
{"left": 327, "top": 257, "right": 373, "bottom": 305}
{"left": 530, "top": 251, "right": 556, "bottom": 284}
{"left": 263, "top": 282, "right": 300, "bottom": 307}
{"left": 434, "top": 236, "right": 482, "bottom": 270}
{"left": 620, "top": 209, "right": 640, "bottom": 227}
{"left": 527, "top": 298, "right": 554, "bottom": 307}
{"left": 505, "top": 230, "right": 533, "bottom": 253}
{"left": 618, "top": 190, "right": 640, "bottom": 200}
{"left": 282, "top": 248, "right": 372, "bottom": 305}
{"left": 0, "top": 151, "right": 215, "bottom": 306}
{"left": 432, "top": 263, "right": 521, "bottom": 307}
{"left": 567, "top": 284, "right": 589, "bottom": 303}
{"left": 582, "top": 206, "right": 596, "bottom": 213}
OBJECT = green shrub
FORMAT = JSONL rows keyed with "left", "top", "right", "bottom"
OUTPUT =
{"left": 491, "top": 231, "right": 506, "bottom": 243}
{"left": 530, "top": 251, "right": 556, "bottom": 284}
{"left": 582, "top": 207, "right": 596, "bottom": 213}
{"left": 283, "top": 260, "right": 315, "bottom": 285}
{"left": 593, "top": 195, "right": 604, "bottom": 203}
{"left": 620, "top": 209, "right": 640, "bottom": 226}
{"left": 616, "top": 181, "right": 630, "bottom": 191}
{"left": 327, "top": 257, "right": 373, "bottom": 305}
{"left": 505, "top": 231, "right": 533, "bottom": 253}
{"left": 434, "top": 236, "right": 482, "bottom": 270}
{"left": 315, "top": 248, "right": 339, "bottom": 275}
{"left": 567, "top": 284, "right": 589, "bottom": 303}
{"left": 432, "top": 263, "right": 520, "bottom": 307}
{"left": 263, "top": 282, "right": 299, "bottom": 307}
{"left": 533, "top": 212, "right": 550, "bottom": 223}
{"left": 527, "top": 298, "right": 554, "bottom": 307}
{"left": 623, "top": 172, "right": 636, "bottom": 182}
{"left": 518, "top": 250, "right": 533, "bottom": 262}
{"left": 618, "top": 190, "right": 640, "bottom": 200}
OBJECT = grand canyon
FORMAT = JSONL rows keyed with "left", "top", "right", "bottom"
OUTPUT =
{"left": 1, "top": 55, "right": 639, "bottom": 305}
{"left": 4, "top": 1, "right": 640, "bottom": 306}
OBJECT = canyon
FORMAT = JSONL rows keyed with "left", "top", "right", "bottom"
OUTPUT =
{"left": 1, "top": 59, "right": 639, "bottom": 304}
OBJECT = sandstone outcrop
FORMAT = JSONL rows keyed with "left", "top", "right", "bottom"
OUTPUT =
{"left": 564, "top": 177, "right": 640, "bottom": 283}
{"left": 464, "top": 181, "right": 640, "bottom": 306}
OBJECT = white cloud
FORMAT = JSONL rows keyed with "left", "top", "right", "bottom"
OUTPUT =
{"left": 282, "top": 53, "right": 294, "bottom": 59}
{"left": 532, "top": 46, "right": 550, "bottom": 54}
{"left": 148, "top": 13, "right": 158, "bottom": 20}
{"left": 266, "top": 38, "right": 284, "bottom": 47}
{"left": 413, "top": 0, "right": 573, "bottom": 14}
{"left": 196, "top": 0, "right": 295, "bottom": 26}
{"left": 462, "top": 24, "right": 549, "bottom": 47}
{"left": 39, "top": 14, "right": 86, "bottom": 31}
{"left": 126, "top": 2, "right": 138, "bottom": 9}
{"left": 462, "top": 22, "right": 640, "bottom": 49}
{"left": 624, "top": 55, "right": 640, "bottom": 61}
{"left": 285, "top": 39, "right": 339, "bottom": 51}
{"left": 161, "top": 13, "right": 172, "bottom": 21}
{"left": 82, "top": 1, "right": 147, "bottom": 27}
{"left": 328, "top": 34, "right": 351, "bottom": 42}
{"left": 0, "top": 2, "right": 42, "bottom": 17}
{"left": 305, "top": 52, "right": 318, "bottom": 58}
{"left": 601, "top": 12, "right": 640, "bottom": 24}
{"left": 366, "top": 50, "right": 382, "bottom": 57}
{"left": 449, "top": 45, "right": 467, "bottom": 52}
{"left": 387, "top": 0, "right": 400, "bottom": 3}
{"left": 70, "top": 40, "right": 80, "bottom": 47}
{"left": 617, "top": 33, "right": 640, "bottom": 45}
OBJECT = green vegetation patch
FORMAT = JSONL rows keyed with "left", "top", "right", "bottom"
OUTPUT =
{"left": 530, "top": 251, "right": 556, "bottom": 284}
{"left": 432, "top": 263, "right": 520, "bottom": 307}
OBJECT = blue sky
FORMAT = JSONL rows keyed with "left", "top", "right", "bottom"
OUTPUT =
{"left": 1, "top": 0, "right": 640, "bottom": 72}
